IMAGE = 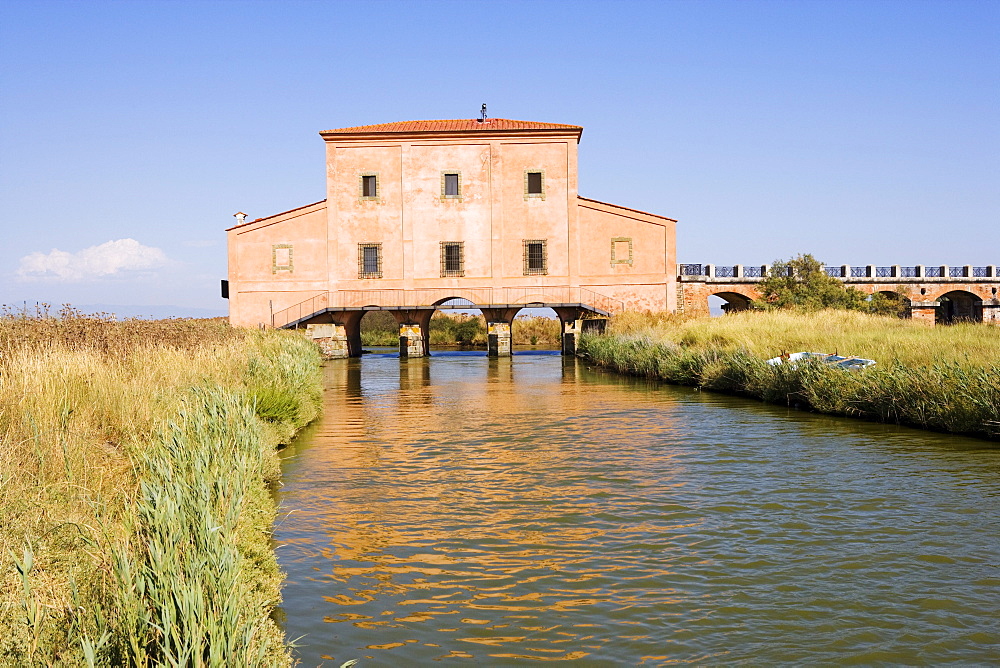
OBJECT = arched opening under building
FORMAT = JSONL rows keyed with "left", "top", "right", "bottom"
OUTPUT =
{"left": 708, "top": 292, "right": 754, "bottom": 316}
{"left": 936, "top": 290, "right": 983, "bottom": 324}
{"left": 511, "top": 306, "right": 561, "bottom": 349}
{"left": 872, "top": 290, "right": 912, "bottom": 318}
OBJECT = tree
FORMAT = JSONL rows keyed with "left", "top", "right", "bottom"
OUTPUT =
{"left": 757, "top": 254, "right": 899, "bottom": 315}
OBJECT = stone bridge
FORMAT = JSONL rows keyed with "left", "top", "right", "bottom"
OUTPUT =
{"left": 677, "top": 263, "right": 1000, "bottom": 324}
{"left": 273, "top": 286, "right": 618, "bottom": 357}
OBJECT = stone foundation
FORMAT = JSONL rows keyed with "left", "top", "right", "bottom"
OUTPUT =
{"left": 306, "top": 323, "right": 350, "bottom": 358}
{"left": 487, "top": 322, "right": 511, "bottom": 357}
{"left": 399, "top": 324, "right": 425, "bottom": 358}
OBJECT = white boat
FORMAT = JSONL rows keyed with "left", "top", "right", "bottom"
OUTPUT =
{"left": 765, "top": 351, "right": 876, "bottom": 370}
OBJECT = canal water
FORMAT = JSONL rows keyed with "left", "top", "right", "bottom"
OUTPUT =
{"left": 273, "top": 350, "right": 1000, "bottom": 666}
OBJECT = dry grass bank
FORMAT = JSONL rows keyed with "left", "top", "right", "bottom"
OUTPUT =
{"left": 0, "top": 307, "right": 321, "bottom": 665}
{"left": 580, "top": 310, "right": 1000, "bottom": 439}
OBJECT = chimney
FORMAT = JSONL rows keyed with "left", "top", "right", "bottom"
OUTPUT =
{"left": 233, "top": 211, "right": 247, "bottom": 225}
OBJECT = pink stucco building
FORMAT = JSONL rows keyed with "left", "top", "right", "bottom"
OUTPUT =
{"left": 226, "top": 117, "right": 676, "bottom": 353}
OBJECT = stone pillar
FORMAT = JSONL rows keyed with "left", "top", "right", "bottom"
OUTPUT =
{"left": 391, "top": 308, "right": 433, "bottom": 358}
{"left": 910, "top": 301, "right": 937, "bottom": 326}
{"left": 399, "top": 323, "right": 425, "bottom": 358}
{"left": 561, "top": 319, "right": 582, "bottom": 355}
{"left": 480, "top": 307, "right": 520, "bottom": 358}
{"left": 306, "top": 323, "right": 350, "bottom": 359}
{"left": 983, "top": 300, "right": 1000, "bottom": 325}
{"left": 487, "top": 321, "right": 512, "bottom": 357}
{"left": 552, "top": 306, "right": 587, "bottom": 356}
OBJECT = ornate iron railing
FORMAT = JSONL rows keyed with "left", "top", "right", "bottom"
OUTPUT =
{"left": 925, "top": 266, "right": 944, "bottom": 277}
{"left": 680, "top": 263, "right": 704, "bottom": 276}
{"left": 715, "top": 265, "right": 736, "bottom": 278}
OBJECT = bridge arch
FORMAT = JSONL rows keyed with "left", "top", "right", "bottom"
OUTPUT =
{"left": 934, "top": 290, "right": 983, "bottom": 324}
{"left": 872, "top": 290, "right": 912, "bottom": 318}
{"left": 709, "top": 289, "right": 757, "bottom": 315}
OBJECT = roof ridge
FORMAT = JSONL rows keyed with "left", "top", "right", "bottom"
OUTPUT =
{"left": 322, "top": 118, "right": 583, "bottom": 134}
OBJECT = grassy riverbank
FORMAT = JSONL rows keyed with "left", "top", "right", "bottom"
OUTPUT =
{"left": 580, "top": 310, "right": 1000, "bottom": 439}
{"left": 361, "top": 311, "right": 561, "bottom": 347}
{"left": 0, "top": 307, "right": 321, "bottom": 664}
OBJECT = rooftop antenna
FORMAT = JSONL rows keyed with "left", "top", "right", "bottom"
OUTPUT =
{"left": 478, "top": 103, "right": 487, "bottom": 123}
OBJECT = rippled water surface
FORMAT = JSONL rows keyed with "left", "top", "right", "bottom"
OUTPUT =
{"left": 274, "top": 351, "right": 1000, "bottom": 665}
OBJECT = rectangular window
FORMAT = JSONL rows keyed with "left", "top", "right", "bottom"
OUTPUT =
{"left": 524, "top": 170, "right": 545, "bottom": 200}
{"left": 444, "top": 172, "right": 460, "bottom": 198}
{"left": 440, "top": 241, "right": 464, "bottom": 277}
{"left": 272, "top": 243, "right": 293, "bottom": 273}
{"left": 523, "top": 239, "right": 547, "bottom": 275}
{"left": 611, "top": 237, "right": 633, "bottom": 265}
{"left": 358, "top": 243, "right": 382, "bottom": 278}
{"left": 361, "top": 173, "right": 378, "bottom": 199}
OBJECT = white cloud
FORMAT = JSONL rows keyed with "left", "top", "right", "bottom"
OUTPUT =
{"left": 17, "top": 239, "right": 171, "bottom": 283}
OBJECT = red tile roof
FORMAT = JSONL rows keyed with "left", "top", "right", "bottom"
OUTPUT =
{"left": 225, "top": 199, "right": 326, "bottom": 231}
{"left": 321, "top": 118, "right": 583, "bottom": 136}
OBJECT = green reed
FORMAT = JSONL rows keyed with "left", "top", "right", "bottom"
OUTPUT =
{"left": 1, "top": 311, "right": 322, "bottom": 664}
{"left": 580, "top": 315, "right": 1000, "bottom": 439}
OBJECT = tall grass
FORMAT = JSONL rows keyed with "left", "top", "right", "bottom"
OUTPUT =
{"left": 580, "top": 310, "right": 1000, "bottom": 439}
{"left": 0, "top": 307, "right": 321, "bottom": 664}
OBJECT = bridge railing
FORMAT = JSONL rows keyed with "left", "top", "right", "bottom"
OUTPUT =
{"left": 272, "top": 286, "right": 626, "bottom": 328}
{"left": 681, "top": 264, "right": 996, "bottom": 281}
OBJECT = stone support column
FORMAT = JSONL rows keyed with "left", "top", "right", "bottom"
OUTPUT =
{"left": 306, "top": 323, "right": 350, "bottom": 359}
{"left": 305, "top": 310, "right": 364, "bottom": 358}
{"left": 553, "top": 306, "right": 587, "bottom": 356}
{"left": 983, "top": 300, "right": 1000, "bottom": 325}
{"left": 486, "top": 322, "right": 512, "bottom": 357}
{"left": 909, "top": 301, "right": 937, "bottom": 326}
{"left": 481, "top": 307, "right": 520, "bottom": 358}
{"left": 392, "top": 308, "right": 433, "bottom": 358}
{"left": 399, "top": 323, "right": 425, "bottom": 358}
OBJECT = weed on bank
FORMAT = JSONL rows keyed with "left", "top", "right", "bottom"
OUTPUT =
{"left": 580, "top": 310, "right": 1000, "bottom": 439}
{"left": 0, "top": 307, "right": 321, "bottom": 665}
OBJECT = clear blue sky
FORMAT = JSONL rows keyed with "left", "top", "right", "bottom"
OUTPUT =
{"left": 1, "top": 0, "right": 997, "bottom": 314}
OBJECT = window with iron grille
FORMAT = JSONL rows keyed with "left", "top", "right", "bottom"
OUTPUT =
{"left": 440, "top": 241, "right": 464, "bottom": 277}
{"left": 524, "top": 170, "right": 545, "bottom": 199}
{"left": 358, "top": 243, "right": 382, "bottom": 278}
{"left": 442, "top": 171, "right": 461, "bottom": 199}
{"left": 523, "top": 239, "right": 547, "bottom": 275}
{"left": 360, "top": 173, "right": 379, "bottom": 200}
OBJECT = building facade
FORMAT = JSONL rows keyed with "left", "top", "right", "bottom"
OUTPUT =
{"left": 227, "top": 118, "right": 676, "bottom": 328}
